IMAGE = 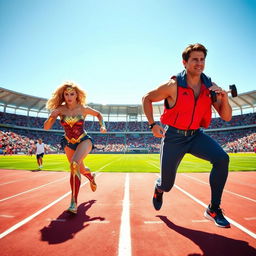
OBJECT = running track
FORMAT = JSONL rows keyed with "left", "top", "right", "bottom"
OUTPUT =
{"left": 0, "top": 169, "right": 255, "bottom": 256}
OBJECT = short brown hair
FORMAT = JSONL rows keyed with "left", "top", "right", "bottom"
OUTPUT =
{"left": 182, "top": 43, "right": 207, "bottom": 61}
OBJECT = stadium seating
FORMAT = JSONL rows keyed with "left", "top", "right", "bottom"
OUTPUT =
{"left": 0, "top": 112, "right": 255, "bottom": 154}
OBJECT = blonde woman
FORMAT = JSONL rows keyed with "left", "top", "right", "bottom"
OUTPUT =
{"left": 44, "top": 81, "right": 107, "bottom": 214}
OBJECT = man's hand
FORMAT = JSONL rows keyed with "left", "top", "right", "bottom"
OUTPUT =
{"left": 209, "top": 84, "right": 229, "bottom": 102}
{"left": 152, "top": 124, "right": 165, "bottom": 138}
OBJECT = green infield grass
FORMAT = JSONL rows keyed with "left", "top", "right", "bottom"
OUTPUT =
{"left": 0, "top": 153, "right": 255, "bottom": 173}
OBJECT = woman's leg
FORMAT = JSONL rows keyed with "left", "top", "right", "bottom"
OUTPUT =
{"left": 72, "top": 140, "right": 94, "bottom": 191}
{"left": 80, "top": 163, "right": 97, "bottom": 192}
{"left": 66, "top": 139, "right": 93, "bottom": 213}
{"left": 64, "top": 147, "right": 78, "bottom": 213}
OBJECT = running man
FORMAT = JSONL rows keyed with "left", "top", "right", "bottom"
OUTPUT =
{"left": 142, "top": 43, "right": 232, "bottom": 228}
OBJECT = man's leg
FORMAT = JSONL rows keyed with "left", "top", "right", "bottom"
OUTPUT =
{"left": 153, "top": 129, "right": 188, "bottom": 210}
{"left": 189, "top": 131, "right": 230, "bottom": 227}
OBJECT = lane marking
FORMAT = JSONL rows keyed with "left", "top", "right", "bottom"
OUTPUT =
{"left": 175, "top": 184, "right": 256, "bottom": 239}
{"left": 192, "top": 220, "right": 210, "bottom": 223}
{"left": 0, "top": 179, "right": 28, "bottom": 186}
{"left": 45, "top": 219, "right": 110, "bottom": 223}
{"left": 118, "top": 173, "right": 131, "bottom": 256}
{"left": 0, "top": 172, "right": 54, "bottom": 186}
{"left": 153, "top": 173, "right": 256, "bottom": 239}
{"left": 0, "top": 177, "right": 68, "bottom": 202}
{"left": 90, "top": 220, "right": 110, "bottom": 224}
{"left": 244, "top": 217, "right": 256, "bottom": 221}
{"left": 0, "top": 215, "right": 14, "bottom": 218}
{"left": 144, "top": 221, "right": 163, "bottom": 224}
{"left": 46, "top": 218, "right": 66, "bottom": 222}
{"left": 96, "top": 157, "right": 124, "bottom": 172}
{"left": 182, "top": 174, "right": 256, "bottom": 203}
{"left": 0, "top": 173, "right": 103, "bottom": 239}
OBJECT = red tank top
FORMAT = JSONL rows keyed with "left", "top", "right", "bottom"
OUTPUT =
{"left": 160, "top": 76, "right": 212, "bottom": 130}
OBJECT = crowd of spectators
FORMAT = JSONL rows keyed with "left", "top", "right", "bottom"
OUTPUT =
{"left": 0, "top": 111, "right": 255, "bottom": 154}
{"left": 224, "top": 132, "right": 256, "bottom": 153}
{"left": 0, "top": 129, "right": 57, "bottom": 155}
{"left": 208, "top": 112, "right": 256, "bottom": 129}
{"left": 1, "top": 112, "right": 255, "bottom": 132}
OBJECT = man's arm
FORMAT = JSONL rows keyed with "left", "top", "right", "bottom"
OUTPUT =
{"left": 142, "top": 79, "right": 176, "bottom": 137}
{"left": 210, "top": 82, "right": 232, "bottom": 121}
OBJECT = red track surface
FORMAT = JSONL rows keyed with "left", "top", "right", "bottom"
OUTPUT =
{"left": 0, "top": 169, "right": 255, "bottom": 256}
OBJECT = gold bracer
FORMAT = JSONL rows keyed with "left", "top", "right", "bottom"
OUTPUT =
{"left": 99, "top": 119, "right": 106, "bottom": 128}
{"left": 65, "top": 133, "right": 87, "bottom": 144}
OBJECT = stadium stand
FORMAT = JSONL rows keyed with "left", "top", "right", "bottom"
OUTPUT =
{"left": 0, "top": 87, "right": 255, "bottom": 154}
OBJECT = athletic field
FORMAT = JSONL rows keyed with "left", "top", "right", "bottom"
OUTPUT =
{"left": 0, "top": 153, "right": 255, "bottom": 172}
{"left": 0, "top": 153, "right": 255, "bottom": 255}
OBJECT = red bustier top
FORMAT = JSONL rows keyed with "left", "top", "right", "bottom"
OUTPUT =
{"left": 60, "top": 115, "right": 87, "bottom": 144}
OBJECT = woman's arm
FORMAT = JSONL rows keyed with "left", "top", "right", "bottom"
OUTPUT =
{"left": 44, "top": 108, "right": 61, "bottom": 130}
{"left": 84, "top": 106, "right": 107, "bottom": 133}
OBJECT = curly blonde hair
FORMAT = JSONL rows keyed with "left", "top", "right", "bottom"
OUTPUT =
{"left": 46, "top": 81, "right": 86, "bottom": 110}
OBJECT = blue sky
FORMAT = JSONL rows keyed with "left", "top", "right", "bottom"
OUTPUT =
{"left": 0, "top": 0, "right": 255, "bottom": 105}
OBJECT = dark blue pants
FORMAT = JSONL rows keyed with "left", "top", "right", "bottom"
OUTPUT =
{"left": 156, "top": 126, "right": 229, "bottom": 207}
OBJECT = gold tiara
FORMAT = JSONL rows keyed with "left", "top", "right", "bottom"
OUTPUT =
{"left": 64, "top": 86, "right": 75, "bottom": 93}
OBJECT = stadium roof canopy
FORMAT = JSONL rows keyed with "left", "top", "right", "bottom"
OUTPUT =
{"left": 0, "top": 87, "right": 255, "bottom": 119}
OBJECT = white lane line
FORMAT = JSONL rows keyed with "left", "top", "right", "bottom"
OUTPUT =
{"left": 154, "top": 173, "right": 256, "bottom": 239}
{"left": 118, "top": 173, "right": 131, "bottom": 256}
{"left": 0, "top": 177, "right": 68, "bottom": 202}
{"left": 0, "top": 190, "right": 73, "bottom": 239}
{"left": 175, "top": 184, "right": 256, "bottom": 239}
{"left": 45, "top": 219, "right": 110, "bottom": 223}
{"left": 90, "top": 220, "right": 110, "bottom": 224}
{"left": 244, "top": 217, "right": 256, "bottom": 221}
{"left": 0, "top": 179, "right": 27, "bottom": 186}
{"left": 0, "top": 215, "right": 14, "bottom": 218}
{"left": 192, "top": 220, "right": 210, "bottom": 223}
{"left": 96, "top": 157, "right": 123, "bottom": 172}
{"left": 144, "top": 220, "right": 209, "bottom": 224}
{"left": 0, "top": 173, "right": 54, "bottom": 186}
{"left": 144, "top": 221, "right": 163, "bottom": 224}
{"left": 0, "top": 173, "right": 102, "bottom": 239}
{"left": 46, "top": 218, "right": 66, "bottom": 222}
{"left": 181, "top": 173, "right": 256, "bottom": 203}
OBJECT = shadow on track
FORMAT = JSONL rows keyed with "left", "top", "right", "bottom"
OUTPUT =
{"left": 40, "top": 200, "right": 105, "bottom": 244}
{"left": 157, "top": 215, "right": 256, "bottom": 256}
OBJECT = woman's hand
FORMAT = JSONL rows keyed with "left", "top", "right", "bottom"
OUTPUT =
{"left": 50, "top": 109, "right": 61, "bottom": 118}
{"left": 100, "top": 126, "right": 107, "bottom": 133}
